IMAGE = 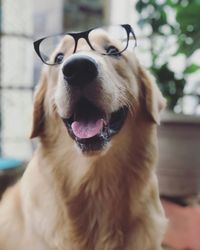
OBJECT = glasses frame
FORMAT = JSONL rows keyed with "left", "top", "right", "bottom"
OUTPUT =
{"left": 33, "top": 24, "right": 137, "bottom": 66}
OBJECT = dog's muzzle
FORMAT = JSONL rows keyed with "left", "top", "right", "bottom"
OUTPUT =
{"left": 60, "top": 54, "right": 128, "bottom": 154}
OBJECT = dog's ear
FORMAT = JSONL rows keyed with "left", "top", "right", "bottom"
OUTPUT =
{"left": 138, "top": 64, "right": 166, "bottom": 124}
{"left": 30, "top": 71, "right": 47, "bottom": 138}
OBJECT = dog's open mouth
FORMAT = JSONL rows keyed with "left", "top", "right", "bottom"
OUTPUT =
{"left": 62, "top": 99, "right": 128, "bottom": 153}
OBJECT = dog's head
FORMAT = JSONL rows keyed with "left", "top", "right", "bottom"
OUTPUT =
{"left": 31, "top": 25, "right": 165, "bottom": 154}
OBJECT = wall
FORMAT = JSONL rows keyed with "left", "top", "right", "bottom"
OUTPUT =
{"left": 0, "top": 0, "right": 33, "bottom": 160}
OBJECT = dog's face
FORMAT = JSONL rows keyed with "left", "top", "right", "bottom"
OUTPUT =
{"left": 31, "top": 28, "right": 165, "bottom": 154}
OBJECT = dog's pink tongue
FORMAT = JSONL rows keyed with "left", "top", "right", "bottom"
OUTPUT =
{"left": 71, "top": 119, "right": 104, "bottom": 139}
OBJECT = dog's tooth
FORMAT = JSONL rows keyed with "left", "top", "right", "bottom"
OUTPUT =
{"left": 103, "top": 119, "right": 108, "bottom": 126}
{"left": 105, "top": 114, "right": 110, "bottom": 124}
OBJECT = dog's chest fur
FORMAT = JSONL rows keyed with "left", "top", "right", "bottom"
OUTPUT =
{"left": 66, "top": 167, "right": 131, "bottom": 250}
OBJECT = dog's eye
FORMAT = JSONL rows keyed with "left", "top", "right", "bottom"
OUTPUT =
{"left": 54, "top": 53, "right": 64, "bottom": 64}
{"left": 106, "top": 46, "right": 121, "bottom": 57}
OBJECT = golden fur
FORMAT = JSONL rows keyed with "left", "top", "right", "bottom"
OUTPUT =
{"left": 0, "top": 30, "right": 166, "bottom": 250}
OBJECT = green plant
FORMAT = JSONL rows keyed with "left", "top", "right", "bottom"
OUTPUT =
{"left": 136, "top": 0, "right": 200, "bottom": 110}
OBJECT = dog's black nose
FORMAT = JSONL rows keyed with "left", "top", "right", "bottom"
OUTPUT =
{"left": 62, "top": 55, "right": 98, "bottom": 86}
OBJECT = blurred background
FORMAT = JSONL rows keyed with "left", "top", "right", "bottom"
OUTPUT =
{"left": 0, "top": 0, "right": 200, "bottom": 248}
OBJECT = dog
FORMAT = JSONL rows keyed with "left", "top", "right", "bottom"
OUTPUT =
{"left": 0, "top": 25, "right": 166, "bottom": 250}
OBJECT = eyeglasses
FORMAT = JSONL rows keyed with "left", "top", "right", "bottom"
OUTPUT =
{"left": 33, "top": 24, "right": 137, "bottom": 66}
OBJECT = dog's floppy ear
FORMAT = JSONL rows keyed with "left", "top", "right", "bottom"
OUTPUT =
{"left": 30, "top": 71, "right": 47, "bottom": 138}
{"left": 138, "top": 64, "right": 166, "bottom": 124}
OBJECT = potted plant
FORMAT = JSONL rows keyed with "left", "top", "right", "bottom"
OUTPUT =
{"left": 136, "top": 0, "right": 200, "bottom": 197}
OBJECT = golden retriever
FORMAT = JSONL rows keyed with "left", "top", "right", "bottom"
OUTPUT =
{"left": 0, "top": 26, "right": 166, "bottom": 250}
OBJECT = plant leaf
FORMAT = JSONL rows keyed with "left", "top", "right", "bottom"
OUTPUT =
{"left": 184, "top": 64, "right": 200, "bottom": 74}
